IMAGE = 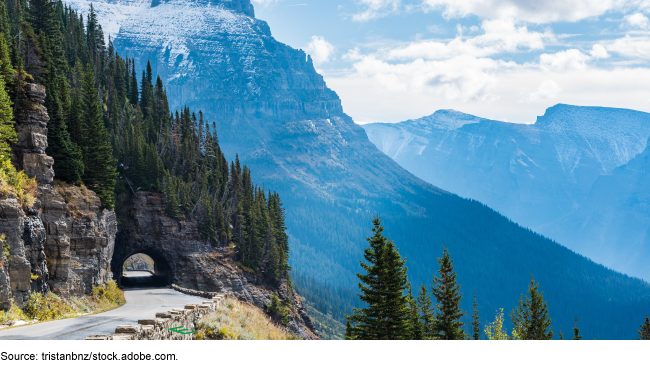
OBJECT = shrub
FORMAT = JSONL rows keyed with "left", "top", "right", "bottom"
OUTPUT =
{"left": 0, "top": 303, "right": 27, "bottom": 324}
{"left": 1, "top": 233, "right": 9, "bottom": 262}
{"left": 0, "top": 158, "right": 37, "bottom": 208}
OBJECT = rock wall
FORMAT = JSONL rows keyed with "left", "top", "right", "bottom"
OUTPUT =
{"left": 114, "top": 191, "right": 319, "bottom": 339}
{"left": 0, "top": 83, "right": 117, "bottom": 310}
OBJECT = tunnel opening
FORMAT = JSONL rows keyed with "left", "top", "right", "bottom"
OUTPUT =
{"left": 117, "top": 251, "right": 172, "bottom": 288}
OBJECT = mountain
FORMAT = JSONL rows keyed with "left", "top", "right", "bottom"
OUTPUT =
{"left": 540, "top": 136, "right": 650, "bottom": 279}
{"left": 363, "top": 106, "right": 650, "bottom": 280}
{"left": 71, "top": 0, "right": 650, "bottom": 338}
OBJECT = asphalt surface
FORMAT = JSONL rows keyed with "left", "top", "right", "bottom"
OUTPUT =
{"left": 0, "top": 271, "right": 205, "bottom": 340}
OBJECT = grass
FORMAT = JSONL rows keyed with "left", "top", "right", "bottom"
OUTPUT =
{"left": 195, "top": 297, "right": 300, "bottom": 340}
{"left": 0, "top": 281, "right": 125, "bottom": 328}
{"left": 54, "top": 180, "right": 95, "bottom": 220}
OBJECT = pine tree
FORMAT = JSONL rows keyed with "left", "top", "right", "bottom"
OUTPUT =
{"left": 559, "top": 327, "right": 564, "bottom": 340}
{"left": 431, "top": 246, "right": 467, "bottom": 340}
{"left": 408, "top": 285, "right": 423, "bottom": 340}
{"left": 637, "top": 314, "right": 650, "bottom": 340}
{"left": 416, "top": 283, "right": 434, "bottom": 339}
{"left": 345, "top": 319, "right": 354, "bottom": 340}
{"left": 573, "top": 315, "right": 582, "bottom": 340}
{"left": 0, "top": 73, "right": 15, "bottom": 161}
{"left": 510, "top": 275, "right": 553, "bottom": 340}
{"left": 79, "top": 64, "right": 117, "bottom": 208}
{"left": 471, "top": 292, "right": 481, "bottom": 340}
{"left": 347, "top": 216, "right": 410, "bottom": 340}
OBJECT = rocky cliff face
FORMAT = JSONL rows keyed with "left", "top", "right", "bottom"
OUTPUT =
{"left": 0, "top": 84, "right": 117, "bottom": 310}
{"left": 114, "top": 191, "right": 318, "bottom": 339}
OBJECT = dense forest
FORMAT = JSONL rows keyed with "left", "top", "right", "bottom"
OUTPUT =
{"left": 0, "top": 0, "right": 290, "bottom": 283}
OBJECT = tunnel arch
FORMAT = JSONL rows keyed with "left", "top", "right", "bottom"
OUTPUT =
{"left": 115, "top": 249, "right": 172, "bottom": 288}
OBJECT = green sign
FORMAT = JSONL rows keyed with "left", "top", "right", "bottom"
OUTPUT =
{"left": 168, "top": 326, "right": 197, "bottom": 334}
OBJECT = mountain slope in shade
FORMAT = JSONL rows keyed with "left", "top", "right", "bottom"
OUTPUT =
{"left": 71, "top": 0, "right": 650, "bottom": 338}
{"left": 540, "top": 136, "right": 650, "bottom": 279}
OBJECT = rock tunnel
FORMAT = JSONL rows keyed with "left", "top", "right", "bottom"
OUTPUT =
{"left": 114, "top": 250, "right": 172, "bottom": 288}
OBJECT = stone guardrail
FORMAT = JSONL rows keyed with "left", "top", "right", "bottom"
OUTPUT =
{"left": 84, "top": 291, "right": 224, "bottom": 340}
{"left": 170, "top": 284, "right": 220, "bottom": 300}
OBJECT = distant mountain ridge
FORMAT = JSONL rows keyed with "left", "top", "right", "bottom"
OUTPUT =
{"left": 363, "top": 104, "right": 650, "bottom": 280}
{"left": 70, "top": 0, "right": 650, "bottom": 338}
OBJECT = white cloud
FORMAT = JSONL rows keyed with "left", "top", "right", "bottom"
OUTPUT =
{"left": 352, "top": 0, "right": 401, "bottom": 21}
{"left": 306, "top": 36, "right": 336, "bottom": 65}
{"left": 624, "top": 12, "right": 650, "bottom": 28}
{"left": 539, "top": 49, "right": 591, "bottom": 71}
{"left": 527, "top": 80, "right": 562, "bottom": 102}
{"left": 590, "top": 44, "right": 610, "bottom": 59}
{"left": 385, "top": 20, "right": 554, "bottom": 60}
{"left": 421, "top": 0, "right": 622, "bottom": 24}
{"left": 608, "top": 35, "right": 650, "bottom": 58}
{"left": 344, "top": 48, "right": 511, "bottom": 102}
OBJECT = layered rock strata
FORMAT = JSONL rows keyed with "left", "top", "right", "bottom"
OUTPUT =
{"left": 0, "top": 83, "right": 117, "bottom": 310}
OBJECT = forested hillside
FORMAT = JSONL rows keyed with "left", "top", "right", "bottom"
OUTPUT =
{"left": 1, "top": 0, "right": 291, "bottom": 283}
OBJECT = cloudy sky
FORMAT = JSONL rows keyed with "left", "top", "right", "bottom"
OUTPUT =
{"left": 253, "top": 0, "right": 650, "bottom": 124}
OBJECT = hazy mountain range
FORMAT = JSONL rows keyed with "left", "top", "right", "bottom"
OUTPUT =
{"left": 69, "top": 0, "right": 650, "bottom": 338}
{"left": 363, "top": 105, "right": 650, "bottom": 281}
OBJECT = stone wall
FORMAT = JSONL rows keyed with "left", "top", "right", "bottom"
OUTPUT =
{"left": 85, "top": 295, "right": 224, "bottom": 340}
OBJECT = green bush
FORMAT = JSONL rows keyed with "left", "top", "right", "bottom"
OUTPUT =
{"left": 0, "top": 303, "right": 27, "bottom": 324}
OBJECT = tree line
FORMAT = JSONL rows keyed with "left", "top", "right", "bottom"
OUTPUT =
{"left": 345, "top": 216, "right": 650, "bottom": 340}
{"left": 0, "top": 0, "right": 291, "bottom": 283}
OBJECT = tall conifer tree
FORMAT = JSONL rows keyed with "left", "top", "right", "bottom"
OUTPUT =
{"left": 510, "top": 275, "right": 553, "bottom": 340}
{"left": 408, "top": 285, "right": 424, "bottom": 340}
{"left": 431, "top": 246, "right": 467, "bottom": 340}
{"left": 347, "top": 216, "right": 410, "bottom": 340}
{"left": 416, "top": 283, "right": 434, "bottom": 339}
{"left": 471, "top": 292, "right": 481, "bottom": 340}
{"left": 79, "top": 64, "right": 117, "bottom": 208}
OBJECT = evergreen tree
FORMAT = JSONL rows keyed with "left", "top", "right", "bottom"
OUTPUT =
{"left": 471, "top": 292, "right": 481, "bottom": 340}
{"left": 431, "top": 246, "right": 467, "bottom": 340}
{"left": 638, "top": 314, "right": 650, "bottom": 340}
{"left": 408, "top": 285, "right": 423, "bottom": 340}
{"left": 347, "top": 216, "right": 410, "bottom": 340}
{"left": 573, "top": 316, "right": 582, "bottom": 340}
{"left": 345, "top": 319, "right": 354, "bottom": 340}
{"left": 416, "top": 283, "right": 434, "bottom": 339}
{"left": 559, "top": 328, "right": 564, "bottom": 340}
{"left": 0, "top": 73, "right": 15, "bottom": 161}
{"left": 510, "top": 275, "right": 553, "bottom": 340}
{"left": 79, "top": 64, "right": 116, "bottom": 208}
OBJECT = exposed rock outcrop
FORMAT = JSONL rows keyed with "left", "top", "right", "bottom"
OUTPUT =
{"left": 0, "top": 83, "right": 117, "bottom": 310}
{"left": 114, "top": 191, "right": 319, "bottom": 339}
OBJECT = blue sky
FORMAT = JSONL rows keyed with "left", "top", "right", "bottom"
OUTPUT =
{"left": 253, "top": 0, "right": 650, "bottom": 124}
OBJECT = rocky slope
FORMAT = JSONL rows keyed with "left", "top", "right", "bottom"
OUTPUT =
{"left": 0, "top": 84, "right": 117, "bottom": 310}
{"left": 364, "top": 105, "right": 650, "bottom": 280}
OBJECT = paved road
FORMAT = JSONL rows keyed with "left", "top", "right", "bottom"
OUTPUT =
{"left": 0, "top": 271, "right": 205, "bottom": 340}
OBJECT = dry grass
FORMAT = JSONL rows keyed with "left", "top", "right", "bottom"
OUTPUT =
{"left": 195, "top": 297, "right": 299, "bottom": 340}
{"left": 55, "top": 181, "right": 95, "bottom": 220}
